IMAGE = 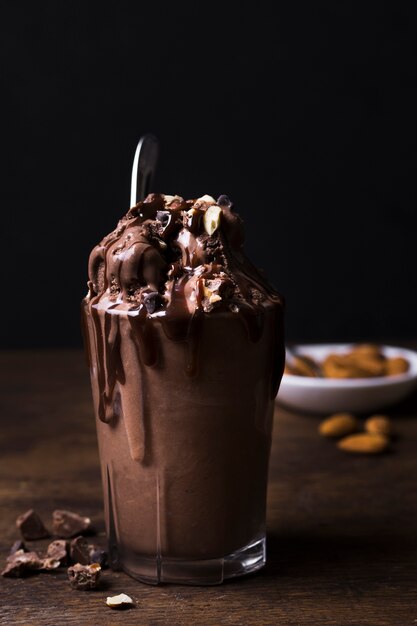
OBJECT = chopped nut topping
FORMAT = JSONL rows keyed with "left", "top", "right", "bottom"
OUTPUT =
{"left": 203, "top": 205, "right": 222, "bottom": 236}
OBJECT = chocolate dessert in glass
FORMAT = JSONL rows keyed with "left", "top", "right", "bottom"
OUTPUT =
{"left": 82, "top": 192, "right": 284, "bottom": 584}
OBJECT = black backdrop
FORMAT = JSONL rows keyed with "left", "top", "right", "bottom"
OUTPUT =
{"left": 1, "top": 2, "right": 416, "bottom": 348}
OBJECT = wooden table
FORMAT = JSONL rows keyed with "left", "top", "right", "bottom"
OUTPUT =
{"left": 1, "top": 350, "right": 417, "bottom": 626}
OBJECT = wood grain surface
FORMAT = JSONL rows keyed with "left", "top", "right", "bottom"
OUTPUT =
{"left": 1, "top": 350, "right": 417, "bottom": 626}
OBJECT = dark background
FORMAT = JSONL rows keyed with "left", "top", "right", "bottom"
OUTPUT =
{"left": 1, "top": 2, "right": 416, "bottom": 348}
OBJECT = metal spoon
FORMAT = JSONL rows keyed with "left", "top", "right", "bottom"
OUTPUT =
{"left": 130, "top": 134, "right": 159, "bottom": 207}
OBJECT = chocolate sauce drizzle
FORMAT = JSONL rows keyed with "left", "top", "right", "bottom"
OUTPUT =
{"left": 82, "top": 194, "right": 284, "bottom": 462}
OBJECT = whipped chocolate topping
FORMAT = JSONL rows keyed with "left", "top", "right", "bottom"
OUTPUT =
{"left": 87, "top": 192, "right": 281, "bottom": 316}
{"left": 83, "top": 193, "right": 284, "bottom": 463}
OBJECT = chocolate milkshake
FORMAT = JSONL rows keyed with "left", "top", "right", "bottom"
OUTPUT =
{"left": 82, "top": 193, "right": 284, "bottom": 584}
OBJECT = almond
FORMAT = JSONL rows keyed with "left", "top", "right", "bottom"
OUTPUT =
{"left": 198, "top": 194, "right": 216, "bottom": 204}
{"left": 385, "top": 357, "right": 409, "bottom": 376}
{"left": 203, "top": 205, "right": 222, "bottom": 235}
{"left": 351, "top": 344, "right": 382, "bottom": 358}
{"left": 291, "top": 355, "right": 321, "bottom": 377}
{"left": 337, "top": 433, "right": 389, "bottom": 454}
{"left": 106, "top": 593, "right": 135, "bottom": 609}
{"left": 365, "top": 415, "right": 392, "bottom": 437}
{"left": 319, "top": 413, "right": 358, "bottom": 438}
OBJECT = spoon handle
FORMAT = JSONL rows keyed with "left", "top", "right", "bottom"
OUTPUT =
{"left": 130, "top": 134, "right": 159, "bottom": 207}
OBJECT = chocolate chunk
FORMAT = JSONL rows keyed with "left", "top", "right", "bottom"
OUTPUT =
{"left": 156, "top": 210, "right": 171, "bottom": 228}
{"left": 140, "top": 193, "right": 165, "bottom": 218}
{"left": 89, "top": 547, "right": 108, "bottom": 569}
{"left": 67, "top": 563, "right": 101, "bottom": 590}
{"left": 9, "top": 540, "right": 26, "bottom": 555}
{"left": 70, "top": 536, "right": 108, "bottom": 568}
{"left": 217, "top": 194, "right": 233, "bottom": 208}
{"left": 70, "top": 536, "right": 90, "bottom": 565}
{"left": 143, "top": 291, "right": 164, "bottom": 314}
{"left": 16, "top": 509, "right": 50, "bottom": 540}
{"left": 52, "top": 510, "right": 92, "bottom": 538}
{"left": 1, "top": 549, "right": 43, "bottom": 577}
{"left": 46, "top": 539, "right": 69, "bottom": 565}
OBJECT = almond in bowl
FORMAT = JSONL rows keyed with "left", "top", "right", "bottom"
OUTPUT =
{"left": 285, "top": 344, "right": 409, "bottom": 379}
{"left": 277, "top": 344, "right": 417, "bottom": 414}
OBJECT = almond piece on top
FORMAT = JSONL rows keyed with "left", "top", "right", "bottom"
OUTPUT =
{"left": 203, "top": 205, "right": 222, "bottom": 236}
{"left": 365, "top": 415, "right": 393, "bottom": 437}
{"left": 337, "top": 433, "right": 389, "bottom": 454}
{"left": 319, "top": 413, "right": 358, "bottom": 438}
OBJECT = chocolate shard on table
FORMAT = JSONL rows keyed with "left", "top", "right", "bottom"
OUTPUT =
{"left": 69, "top": 536, "right": 90, "bottom": 565}
{"left": 67, "top": 562, "right": 101, "bottom": 590}
{"left": 1, "top": 549, "right": 43, "bottom": 577}
{"left": 16, "top": 509, "right": 50, "bottom": 540}
{"left": 70, "top": 536, "right": 108, "bottom": 567}
{"left": 52, "top": 510, "right": 92, "bottom": 538}
{"left": 46, "top": 539, "right": 69, "bottom": 565}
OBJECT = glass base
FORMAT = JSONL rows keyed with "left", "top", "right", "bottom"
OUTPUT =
{"left": 119, "top": 537, "right": 266, "bottom": 585}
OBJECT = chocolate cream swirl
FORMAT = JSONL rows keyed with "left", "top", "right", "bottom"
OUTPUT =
{"left": 87, "top": 193, "right": 282, "bottom": 322}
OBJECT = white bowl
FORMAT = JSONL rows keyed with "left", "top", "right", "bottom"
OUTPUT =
{"left": 276, "top": 344, "right": 417, "bottom": 414}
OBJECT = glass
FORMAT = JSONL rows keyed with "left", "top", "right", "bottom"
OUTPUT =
{"left": 82, "top": 302, "right": 282, "bottom": 585}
